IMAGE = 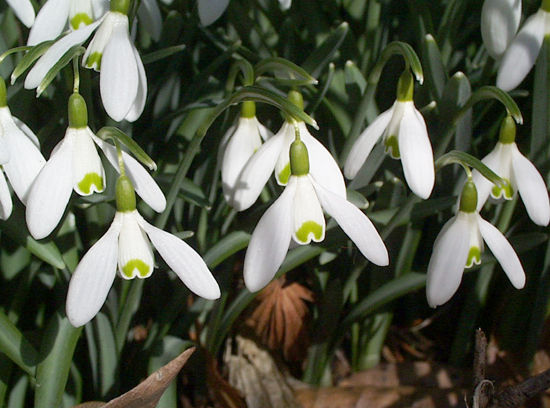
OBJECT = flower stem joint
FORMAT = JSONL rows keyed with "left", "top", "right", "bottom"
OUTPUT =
{"left": 290, "top": 140, "right": 310, "bottom": 176}
{"left": 116, "top": 175, "right": 137, "bottom": 212}
{"left": 68, "top": 93, "right": 88, "bottom": 128}
{"left": 110, "top": 0, "right": 131, "bottom": 15}
{"left": 459, "top": 179, "right": 478, "bottom": 213}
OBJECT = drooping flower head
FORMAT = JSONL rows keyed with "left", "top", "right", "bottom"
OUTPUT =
{"left": 26, "top": 92, "right": 165, "bottom": 239}
{"left": 426, "top": 178, "right": 525, "bottom": 307}
{"left": 472, "top": 116, "right": 550, "bottom": 226}
{"left": 66, "top": 174, "right": 220, "bottom": 327}
{"left": 244, "top": 133, "right": 388, "bottom": 292}
{"left": 481, "top": 0, "right": 522, "bottom": 60}
{"left": 344, "top": 70, "right": 435, "bottom": 199}
{"left": 5, "top": 0, "right": 35, "bottom": 28}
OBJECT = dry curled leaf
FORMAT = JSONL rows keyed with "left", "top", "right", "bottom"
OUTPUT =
{"left": 246, "top": 277, "right": 313, "bottom": 360}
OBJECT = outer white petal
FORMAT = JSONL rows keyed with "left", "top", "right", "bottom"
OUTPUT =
{"left": 138, "top": 0, "right": 162, "bottom": 41}
{"left": 25, "top": 20, "right": 101, "bottom": 89}
{"left": 6, "top": 0, "right": 35, "bottom": 27}
{"left": 312, "top": 177, "right": 389, "bottom": 266}
{"left": 231, "top": 132, "right": 286, "bottom": 211}
{"left": 344, "top": 106, "right": 393, "bottom": 179}
{"left": 292, "top": 176, "right": 325, "bottom": 244}
{"left": 71, "top": 128, "right": 105, "bottom": 195}
{"left": 222, "top": 117, "right": 263, "bottom": 204}
{"left": 497, "top": 10, "right": 546, "bottom": 91}
{"left": 123, "top": 46, "right": 147, "bottom": 122}
{"left": 198, "top": 0, "right": 230, "bottom": 26}
{"left": 91, "top": 0, "right": 109, "bottom": 18}
{"left": 11, "top": 117, "right": 40, "bottom": 148}
{"left": 25, "top": 138, "right": 74, "bottom": 239}
{"left": 92, "top": 135, "right": 166, "bottom": 212}
{"left": 398, "top": 105, "right": 434, "bottom": 199}
{"left": 481, "top": 0, "right": 522, "bottom": 59}
{"left": 426, "top": 213, "right": 471, "bottom": 308}
{"left": 138, "top": 215, "right": 221, "bottom": 299}
{"left": 279, "top": 0, "right": 291, "bottom": 10}
{"left": 243, "top": 177, "right": 295, "bottom": 292}
{"left": 274, "top": 122, "right": 296, "bottom": 185}
{"left": 511, "top": 145, "right": 550, "bottom": 226}
{"left": 0, "top": 109, "right": 46, "bottom": 203}
{"left": 27, "top": 0, "right": 70, "bottom": 46}
{"left": 66, "top": 214, "right": 122, "bottom": 327}
{"left": 117, "top": 211, "right": 155, "bottom": 279}
{"left": 300, "top": 122, "right": 346, "bottom": 198}
{"left": 100, "top": 16, "right": 139, "bottom": 121}
{"left": 258, "top": 120, "right": 273, "bottom": 141}
{"left": 0, "top": 171, "right": 12, "bottom": 220}
{"left": 472, "top": 143, "right": 508, "bottom": 211}
{"left": 478, "top": 215, "right": 525, "bottom": 289}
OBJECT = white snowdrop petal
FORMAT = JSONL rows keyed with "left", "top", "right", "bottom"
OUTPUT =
{"left": 71, "top": 128, "right": 105, "bottom": 196}
{"left": 66, "top": 215, "right": 122, "bottom": 327}
{"left": 25, "top": 138, "right": 73, "bottom": 239}
{"left": 0, "top": 171, "right": 12, "bottom": 220}
{"left": 91, "top": 0, "right": 109, "bottom": 18}
{"left": 497, "top": 10, "right": 546, "bottom": 91}
{"left": 11, "top": 117, "right": 40, "bottom": 148}
{"left": 232, "top": 132, "right": 286, "bottom": 211}
{"left": 399, "top": 106, "right": 434, "bottom": 199}
{"left": 300, "top": 122, "right": 346, "bottom": 198}
{"left": 426, "top": 214, "right": 471, "bottom": 307}
{"left": 100, "top": 16, "right": 139, "bottom": 122}
{"left": 137, "top": 0, "right": 162, "bottom": 41}
{"left": 27, "top": 0, "right": 70, "bottom": 46}
{"left": 344, "top": 106, "right": 393, "bottom": 179}
{"left": 0, "top": 110, "right": 46, "bottom": 203}
{"left": 25, "top": 20, "right": 101, "bottom": 89}
{"left": 139, "top": 216, "right": 221, "bottom": 299}
{"left": 69, "top": 0, "right": 94, "bottom": 29}
{"left": 93, "top": 134, "right": 166, "bottom": 212}
{"left": 243, "top": 178, "right": 295, "bottom": 292}
{"left": 274, "top": 122, "right": 296, "bottom": 185}
{"left": 123, "top": 46, "right": 147, "bottom": 122}
{"left": 481, "top": 0, "right": 522, "bottom": 59}
{"left": 478, "top": 215, "right": 525, "bottom": 289}
{"left": 472, "top": 143, "right": 507, "bottom": 211}
{"left": 279, "top": 0, "right": 292, "bottom": 10}
{"left": 117, "top": 211, "right": 155, "bottom": 279}
{"left": 198, "top": 0, "right": 230, "bottom": 26}
{"left": 257, "top": 119, "right": 274, "bottom": 141}
{"left": 6, "top": 0, "right": 35, "bottom": 27}
{"left": 292, "top": 176, "right": 325, "bottom": 244}
{"left": 312, "top": 178, "right": 389, "bottom": 266}
{"left": 511, "top": 146, "right": 550, "bottom": 226}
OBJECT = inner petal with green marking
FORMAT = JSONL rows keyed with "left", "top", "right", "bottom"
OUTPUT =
{"left": 490, "top": 178, "right": 514, "bottom": 200}
{"left": 77, "top": 173, "right": 104, "bottom": 195}
{"left": 384, "top": 135, "right": 400, "bottom": 159}
{"left": 70, "top": 13, "right": 93, "bottom": 30}
{"left": 121, "top": 259, "right": 151, "bottom": 279}
{"left": 465, "top": 246, "right": 481, "bottom": 268}
{"left": 277, "top": 163, "right": 291, "bottom": 185}
{"left": 295, "top": 220, "right": 324, "bottom": 244}
{"left": 85, "top": 52, "right": 102, "bottom": 70}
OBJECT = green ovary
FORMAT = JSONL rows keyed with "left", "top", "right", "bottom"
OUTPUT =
{"left": 77, "top": 173, "right": 104, "bottom": 194}
{"left": 70, "top": 13, "right": 93, "bottom": 29}
{"left": 122, "top": 259, "right": 151, "bottom": 278}
{"left": 86, "top": 52, "right": 102, "bottom": 70}
{"left": 277, "top": 163, "right": 291, "bottom": 184}
{"left": 295, "top": 221, "right": 323, "bottom": 243}
{"left": 491, "top": 179, "right": 513, "bottom": 200}
{"left": 384, "top": 136, "right": 400, "bottom": 159}
{"left": 465, "top": 246, "right": 481, "bottom": 268}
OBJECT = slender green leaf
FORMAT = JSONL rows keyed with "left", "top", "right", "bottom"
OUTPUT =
{"left": 203, "top": 231, "right": 250, "bottom": 268}
{"left": 421, "top": 34, "right": 447, "bottom": 101}
{"left": 255, "top": 57, "right": 318, "bottom": 86}
{"left": 141, "top": 44, "right": 186, "bottom": 65}
{"left": 0, "top": 311, "right": 38, "bottom": 377}
{"left": 302, "top": 22, "right": 349, "bottom": 77}
{"left": 460, "top": 86, "right": 523, "bottom": 125}
{"left": 10, "top": 40, "right": 55, "bottom": 84}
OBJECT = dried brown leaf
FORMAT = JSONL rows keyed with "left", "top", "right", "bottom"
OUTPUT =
{"left": 207, "top": 353, "right": 247, "bottom": 408}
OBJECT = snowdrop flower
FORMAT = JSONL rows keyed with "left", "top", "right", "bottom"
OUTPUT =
{"left": 198, "top": 0, "right": 291, "bottom": 26}
{"left": 0, "top": 78, "right": 45, "bottom": 219}
{"left": 481, "top": 0, "right": 522, "bottom": 59}
{"left": 221, "top": 101, "right": 272, "bottom": 207}
{"left": 232, "top": 91, "right": 346, "bottom": 211}
{"left": 244, "top": 138, "right": 388, "bottom": 292}
{"left": 472, "top": 116, "right": 550, "bottom": 226}
{"left": 25, "top": 0, "right": 148, "bottom": 122}
{"left": 426, "top": 179, "right": 525, "bottom": 307}
{"left": 5, "top": 0, "right": 35, "bottom": 27}
{"left": 26, "top": 93, "right": 165, "bottom": 239}
{"left": 344, "top": 71, "right": 434, "bottom": 199}
{"left": 497, "top": 0, "right": 550, "bottom": 91}
{"left": 66, "top": 175, "right": 220, "bottom": 327}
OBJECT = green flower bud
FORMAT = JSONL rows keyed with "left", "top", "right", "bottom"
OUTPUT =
{"left": 110, "top": 0, "right": 131, "bottom": 15}
{"left": 68, "top": 93, "right": 88, "bottom": 128}
{"left": 396, "top": 70, "right": 414, "bottom": 102}
{"left": 116, "top": 175, "right": 137, "bottom": 212}
{"left": 290, "top": 140, "right": 310, "bottom": 176}
{"left": 0, "top": 77, "right": 6, "bottom": 108}
{"left": 241, "top": 101, "right": 256, "bottom": 118}
{"left": 459, "top": 179, "right": 478, "bottom": 213}
{"left": 498, "top": 115, "right": 516, "bottom": 144}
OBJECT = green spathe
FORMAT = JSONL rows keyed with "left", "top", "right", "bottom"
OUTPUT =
{"left": 70, "top": 13, "right": 93, "bottom": 30}
{"left": 122, "top": 259, "right": 150, "bottom": 278}
{"left": 288, "top": 90, "right": 304, "bottom": 110}
{"left": 295, "top": 221, "right": 323, "bottom": 243}
{"left": 543, "top": 0, "right": 550, "bottom": 13}
{"left": 77, "top": 173, "right": 104, "bottom": 195}
{"left": 290, "top": 140, "right": 310, "bottom": 176}
{"left": 498, "top": 115, "right": 516, "bottom": 144}
{"left": 111, "top": 0, "right": 131, "bottom": 15}
{"left": 116, "top": 175, "right": 137, "bottom": 212}
{"left": 68, "top": 93, "right": 88, "bottom": 128}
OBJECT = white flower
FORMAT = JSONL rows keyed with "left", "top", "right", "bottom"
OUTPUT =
{"left": 497, "top": 5, "right": 550, "bottom": 91}
{"left": 344, "top": 98, "right": 435, "bottom": 199}
{"left": 426, "top": 180, "right": 525, "bottom": 308}
{"left": 0, "top": 106, "right": 46, "bottom": 219}
{"left": 232, "top": 121, "right": 346, "bottom": 211}
{"left": 198, "top": 0, "right": 291, "bottom": 26}
{"left": 221, "top": 114, "right": 272, "bottom": 207}
{"left": 481, "top": 0, "right": 522, "bottom": 59}
{"left": 5, "top": 0, "right": 35, "bottom": 28}
{"left": 243, "top": 140, "right": 388, "bottom": 292}
{"left": 66, "top": 208, "right": 220, "bottom": 327}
